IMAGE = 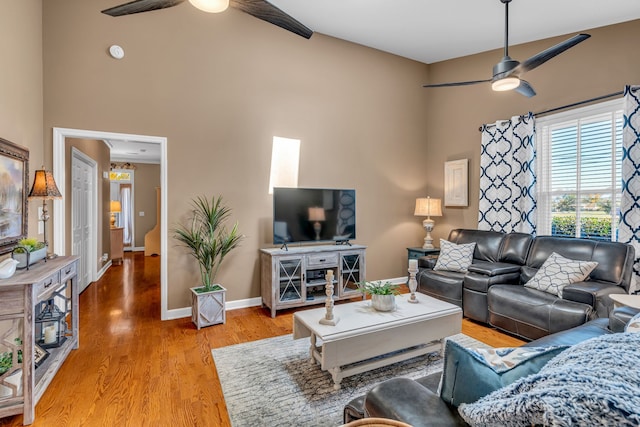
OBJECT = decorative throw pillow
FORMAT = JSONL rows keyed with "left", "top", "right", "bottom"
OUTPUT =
{"left": 524, "top": 252, "right": 598, "bottom": 297}
{"left": 458, "top": 332, "right": 640, "bottom": 426}
{"left": 438, "top": 340, "right": 568, "bottom": 407}
{"left": 433, "top": 239, "right": 476, "bottom": 273}
{"left": 626, "top": 312, "right": 640, "bottom": 334}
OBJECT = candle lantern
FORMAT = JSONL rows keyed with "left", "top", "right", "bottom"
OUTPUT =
{"left": 35, "top": 299, "right": 67, "bottom": 349}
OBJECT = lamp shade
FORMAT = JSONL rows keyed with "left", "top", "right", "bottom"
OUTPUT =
{"left": 308, "top": 207, "right": 326, "bottom": 222}
{"left": 110, "top": 200, "right": 122, "bottom": 213}
{"left": 189, "top": 0, "right": 229, "bottom": 13}
{"left": 414, "top": 197, "right": 442, "bottom": 217}
{"left": 28, "top": 170, "right": 62, "bottom": 200}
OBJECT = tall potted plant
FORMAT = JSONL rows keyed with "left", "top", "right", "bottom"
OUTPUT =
{"left": 173, "top": 195, "right": 243, "bottom": 329}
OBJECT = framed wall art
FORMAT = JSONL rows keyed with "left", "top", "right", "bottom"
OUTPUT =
{"left": 0, "top": 137, "right": 29, "bottom": 255}
{"left": 444, "top": 159, "right": 468, "bottom": 207}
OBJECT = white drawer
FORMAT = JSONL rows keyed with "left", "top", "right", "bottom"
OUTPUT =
{"left": 306, "top": 253, "right": 338, "bottom": 267}
{"left": 60, "top": 262, "right": 77, "bottom": 284}
{"left": 35, "top": 271, "right": 61, "bottom": 301}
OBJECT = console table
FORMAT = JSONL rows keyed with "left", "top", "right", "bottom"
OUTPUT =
{"left": 260, "top": 245, "right": 366, "bottom": 317}
{"left": 0, "top": 256, "right": 79, "bottom": 425}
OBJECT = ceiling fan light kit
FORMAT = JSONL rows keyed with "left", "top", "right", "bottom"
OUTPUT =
{"left": 423, "top": 0, "right": 590, "bottom": 97}
{"left": 188, "top": 0, "right": 228, "bottom": 13}
{"left": 101, "top": 0, "right": 313, "bottom": 39}
{"left": 492, "top": 77, "right": 520, "bottom": 91}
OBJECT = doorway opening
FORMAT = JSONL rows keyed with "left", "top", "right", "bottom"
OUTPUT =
{"left": 52, "top": 127, "right": 170, "bottom": 320}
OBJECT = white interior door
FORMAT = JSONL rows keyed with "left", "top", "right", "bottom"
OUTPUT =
{"left": 71, "top": 148, "right": 97, "bottom": 293}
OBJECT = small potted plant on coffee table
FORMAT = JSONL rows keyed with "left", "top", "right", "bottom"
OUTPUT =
{"left": 173, "top": 195, "right": 244, "bottom": 329}
{"left": 358, "top": 281, "right": 400, "bottom": 312}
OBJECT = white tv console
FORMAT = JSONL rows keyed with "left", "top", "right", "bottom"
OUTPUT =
{"left": 260, "top": 245, "right": 366, "bottom": 318}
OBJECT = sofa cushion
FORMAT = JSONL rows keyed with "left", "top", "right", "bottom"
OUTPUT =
{"left": 626, "top": 312, "right": 640, "bottom": 333}
{"left": 448, "top": 229, "right": 504, "bottom": 262}
{"left": 524, "top": 252, "right": 598, "bottom": 297}
{"left": 438, "top": 340, "right": 568, "bottom": 408}
{"left": 458, "top": 332, "right": 640, "bottom": 426}
{"left": 434, "top": 239, "right": 476, "bottom": 273}
{"left": 488, "top": 285, "right": 593, "bottom": 340}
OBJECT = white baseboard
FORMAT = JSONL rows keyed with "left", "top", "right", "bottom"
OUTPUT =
{"left": 386, "top": 276, "right": 409, "bottom": 285}
{"left": 96, "top": 261, "right": 112, "bottom": 281}
{"left": 125, "top": 247, "right": 145, "bottom": 252}
{"left": 166, "top": 297, "right": 263, "bottom": 321}
{"left": 164, "top": 278, "right": 406, "bottom": 321}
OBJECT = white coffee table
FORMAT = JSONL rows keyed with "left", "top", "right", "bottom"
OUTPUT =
{"left": 292, "top": 293, "right": 462, "bottom": 389}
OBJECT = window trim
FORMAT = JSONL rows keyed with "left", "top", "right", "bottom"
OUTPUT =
{"left": 535, "top": 98, "right": 624, "bottom": 239}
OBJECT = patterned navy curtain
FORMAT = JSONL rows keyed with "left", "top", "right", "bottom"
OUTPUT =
{"left": 478, "top": 113, "right": 536, "bottom": 234}
{"left": 619, "top": 85, "right": 640, "bottom": 294}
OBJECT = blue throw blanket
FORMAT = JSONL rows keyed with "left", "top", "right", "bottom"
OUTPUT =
{"left": 459, "top": 332, "right": 640, "bottom": 426}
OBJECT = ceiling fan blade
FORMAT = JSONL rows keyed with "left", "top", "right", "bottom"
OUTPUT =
{"left": 102, "top": 0, "right": 185, "bottom": 16}
{"left": 514, "top": 80, "right": 536, "bottom": 97}
{"left": 230, "top": 0, "right": 313, "bottom": 39}
{"left": 423, "top": 79, "right": 492, "bottom": 88}
{"left": 512, "top": 33, "right": 591, "bottom": 76}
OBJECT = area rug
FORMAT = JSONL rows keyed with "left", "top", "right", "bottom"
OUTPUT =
{"left": 212, "top": 333, "right": 488, "bottom": 427}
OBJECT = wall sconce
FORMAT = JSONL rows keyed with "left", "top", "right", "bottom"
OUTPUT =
{"left": 110, "top": 200, "right": 122, "bottom": 228}
{"left": 414, "top": 197, "right": 443, "bottom": 249}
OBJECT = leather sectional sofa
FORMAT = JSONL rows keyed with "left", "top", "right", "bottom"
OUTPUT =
{"left": 416, "top": 229, "right": 635, "bottom": 340}
{"left": 343, "top": 305, "right": 640, "bottom": 426}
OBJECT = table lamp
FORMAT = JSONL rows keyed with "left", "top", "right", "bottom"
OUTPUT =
{"left": 28, "top": 168, "right": 62, "bottom": 257}
{"left": 110, "top": 200, "right": 122, "bottom": 228}
{"left": 414, "top": 197, "right": 442, "bottom": 249}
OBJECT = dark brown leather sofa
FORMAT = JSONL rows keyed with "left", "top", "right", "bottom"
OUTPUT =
{"left": 417, "top": 229, "right": 634, "bottom": 340}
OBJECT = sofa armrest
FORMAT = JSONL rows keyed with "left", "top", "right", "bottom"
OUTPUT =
{"left": 467, "top": 261, "right": 521, "bottom": 276}
{"left": 562, "top": 281, "right": 626, "bottom": 318}
{"left": 364, "top": 378, "right": 464, "bottom": 427}
{"left": 609, "top": 306, "right": 640, "bottom": 332}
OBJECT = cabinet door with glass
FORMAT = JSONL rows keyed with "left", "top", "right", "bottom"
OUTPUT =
{"left": 339, "top": 250, "right": 366, "bottom": 297}
{"left": 275, "top": 256, "right": 304, "bottom": 304}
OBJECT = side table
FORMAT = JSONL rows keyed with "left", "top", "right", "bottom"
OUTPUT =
{"left": 407, "top": 247, "right": 440, "bottom": 263}
{"left": 610, "top": 294, "right": 640, "bottom": 310}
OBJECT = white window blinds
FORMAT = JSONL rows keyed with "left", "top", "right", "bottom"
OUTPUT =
{"left": 536, "top": 99, "right": 623, "bottom": 240}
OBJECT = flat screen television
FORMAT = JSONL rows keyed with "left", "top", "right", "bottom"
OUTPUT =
{"left": 273, "top": 188, "right": 356, "bottom": 246}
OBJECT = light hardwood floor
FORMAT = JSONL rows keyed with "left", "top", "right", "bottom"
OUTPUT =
{"left": 1, "top": 252, "right": 524, "bottom": 426}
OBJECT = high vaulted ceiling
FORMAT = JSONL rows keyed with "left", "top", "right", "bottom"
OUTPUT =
{"left": 270, "top": 0, "right": 640, "bottom": 64}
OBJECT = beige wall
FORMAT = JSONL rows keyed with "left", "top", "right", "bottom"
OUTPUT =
{"left": 0, "top": 1, "right": 43, "bottom": 252}
{"left": 41, "top": 2, "right": 640, "bottom": 311}
{"left": 424, "top": 19, "right": 640, "bottom": 243}
{"left": 130, "top": 163, "right": 160, "bottom": 246}
{"left": 43, "top": 1, "right": 431, "bottom": 309}
{"left": 65, "top": 138, "right": 111, "bottom": 269}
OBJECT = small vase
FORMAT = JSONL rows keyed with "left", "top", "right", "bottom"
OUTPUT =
{"left": 371, "top": 294, "right": 396, "bottom": 312}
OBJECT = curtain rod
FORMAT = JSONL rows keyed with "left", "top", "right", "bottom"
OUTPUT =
{"left": 478, "top": 87, "right": 638, "bottom": 131}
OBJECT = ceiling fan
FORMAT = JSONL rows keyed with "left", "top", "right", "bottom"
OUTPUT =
{"left": 423, "top": 0, "right": 590, "bottom": 97}
{"left": 101, "top": 0, "right": 313, "bottom": 39}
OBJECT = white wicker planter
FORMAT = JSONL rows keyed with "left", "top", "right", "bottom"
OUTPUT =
{"left": 191, "top": 285, "right": 226, "bottom": 329}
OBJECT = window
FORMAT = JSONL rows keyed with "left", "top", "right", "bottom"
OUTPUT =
{"left": 536, "top": 99, "right": 624, "bottom": 241}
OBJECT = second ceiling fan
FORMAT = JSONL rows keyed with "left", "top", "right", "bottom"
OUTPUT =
{"left": 423, "top": 0, "right": 590, "bottom": 97}
{"left": 101, "top": 0, "right": 313, "bottom": 39}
